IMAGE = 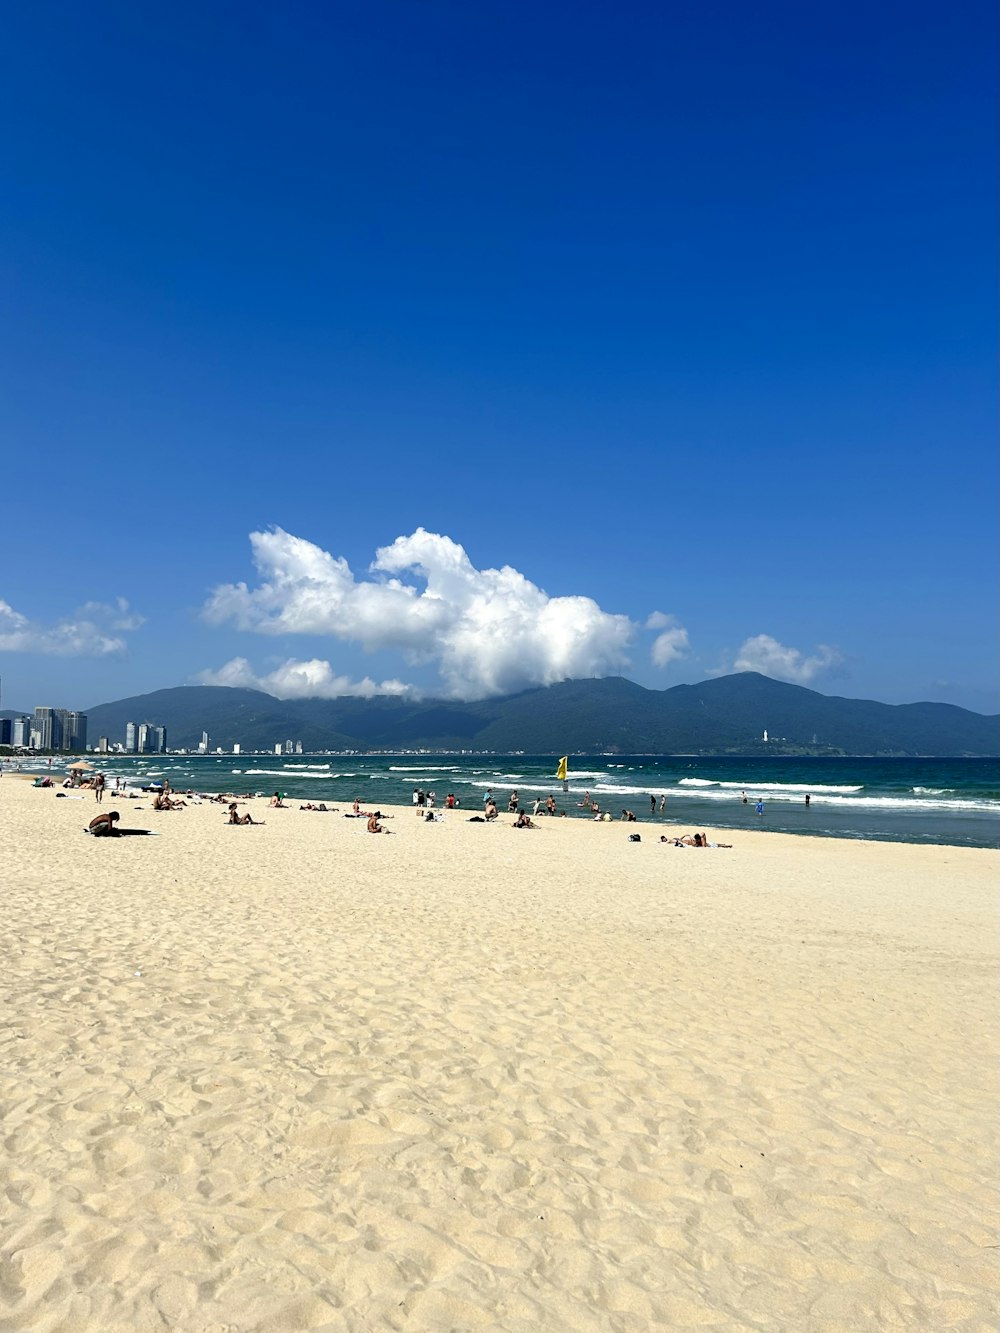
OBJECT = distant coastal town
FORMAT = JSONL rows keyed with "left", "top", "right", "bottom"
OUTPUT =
{"left": 0, "top": 706, "right": 172, "bottom": 754}
{"left": 0, "top": 706, "right": 309, "bottom": 757}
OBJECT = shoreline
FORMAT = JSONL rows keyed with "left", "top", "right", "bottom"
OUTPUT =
{"left": 13, "top": 771, "right": 997, "bottom": 851}
{"left": 3, "top": 775, "right": 998, "bottom": 1328}
{"left": 8, "top": 749, "right": 998, "bottom": 853}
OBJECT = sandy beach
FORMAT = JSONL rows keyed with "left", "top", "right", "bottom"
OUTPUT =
{"left": 1, "top": 775, "right": 997, "bottom": 1332}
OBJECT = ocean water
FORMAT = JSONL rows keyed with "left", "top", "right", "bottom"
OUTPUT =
{"left": 20, "top": 753, "right": 999, "bottom": 849}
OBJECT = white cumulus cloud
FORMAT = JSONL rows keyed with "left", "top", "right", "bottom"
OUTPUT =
{"left": 0, "top": 597, "right": 142, "bottom": 656}
{"left": 203, "top": 527, "right": 635, "bottom": 699}
{"left": 79, "top": 597, "right": 146, "bottom": 632}
{"left": 195, "top": 657, "right": 413, "bottom": 700}
{"left": 646, "top": 612, "right": 691, "bottom": 668}
{"left": 731, "top": 634, "right": 843, "bottom": 684}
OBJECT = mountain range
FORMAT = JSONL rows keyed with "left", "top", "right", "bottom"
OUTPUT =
{"left": 38, "top": 673, "right": 998, "bottom": 755}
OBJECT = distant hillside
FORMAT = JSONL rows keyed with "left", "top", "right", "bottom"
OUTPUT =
{"left": 83, "top": 674, "right": 1000, "bottom": 755}
{"left": 81, "top": 686, "right": 358, "bottom": 752}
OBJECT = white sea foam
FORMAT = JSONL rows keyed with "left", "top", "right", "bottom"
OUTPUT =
{"left": 679, "top": 779, "right": 863, "bottom": 794}
{"left": 591, "top": 782, "right": 673, "bottom": 797}
{"left": 589, "top": 782, "right": 997, "bottom": 813}
{"left": 815, "top": 794, "right": 998, "bottom": 814}
{"left": 389, "top": 765, "right": 462, "bottom": 772}
{"left": 714, "top": 778, "right": 864, "bottom": 789}
{"left": 241, "top": 769, "right": 337, "bottom": 779}
{"left": 912, "top": 787, "right": 953, "bottom": 795}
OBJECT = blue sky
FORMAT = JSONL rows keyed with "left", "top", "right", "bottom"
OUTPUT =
{"left": 1, "top": 1, "right": 996, "bottom": 715}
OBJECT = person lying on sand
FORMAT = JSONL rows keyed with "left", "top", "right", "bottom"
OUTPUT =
{"left": 661, "top": 832, "right": 732, "bottom": 848}
{"left": 228, "top": 803, "right": 261, "bottom": 825}
{"left": 299, "top": 802, "right": 334, "bottom": 811}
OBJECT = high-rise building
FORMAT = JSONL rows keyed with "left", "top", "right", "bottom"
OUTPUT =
{"left": 137, "top": 723, "right": 167, "bottom": 754}
{"left": 62, "top": 711, "right": 87, "bottom": 752}
{"left": 0, "top": 719, "right": 11, "bottom": 746}
{"left": 232, "top": 743, "right": 241, "bottom": 755}
{"left": 198, "top": 731, "right": 210, "bottom": 754}
{"left": 11, "top": 716, "right": 31, "bottom": 747}
{"left": 125, "top": 722, "right": 138, "bottom": 753}
{"left": 98, "top": 737, "right": 110, "bottom": 753}
{"left": 32, "top": 707, "right": 61, "bottom": 750}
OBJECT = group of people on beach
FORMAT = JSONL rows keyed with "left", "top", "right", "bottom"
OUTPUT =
{"left": 50, "top": 765, "right": 739, "bottom": 847}
{"left": 412, "top": 788, "right": 462, "bottom": 809}
{"left": 579, "top": 791, "right": 668, "bottom": 817}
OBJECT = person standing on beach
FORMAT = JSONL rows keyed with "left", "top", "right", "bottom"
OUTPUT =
{"left": 659, "top": 795, "right": 666, "bottom": 812}
{"left": 805, "top": 793, "right": 811, "bottom": 807}
{"left": 94, "top": 772, "right": 105, "bottom": 803}
{"left": 650, "top": 795, "right": 656, "bottom": 815}
{"left": 756, "top": 799, "right": 764, "bottom": 816}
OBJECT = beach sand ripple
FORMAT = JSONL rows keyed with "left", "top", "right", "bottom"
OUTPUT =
{"left": 1, "top": 779, "right": 997, "bottom": 1330}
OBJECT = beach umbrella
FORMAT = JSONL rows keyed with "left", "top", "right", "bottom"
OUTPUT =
{"left": 67, "top": 759, "right": 93, "bottom": 770}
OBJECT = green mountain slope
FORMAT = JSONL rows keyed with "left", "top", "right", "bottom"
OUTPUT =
{"left": 83, "top": 675, "right": 999, "bottom": 755}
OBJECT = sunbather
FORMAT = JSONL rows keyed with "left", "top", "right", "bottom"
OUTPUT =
{"left": 228, "top": 802, "right": 260, "bottom": 825}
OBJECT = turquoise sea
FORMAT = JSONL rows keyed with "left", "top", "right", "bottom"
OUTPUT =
{"left": 24, "top": 753, "right": 999, "bottom": 849}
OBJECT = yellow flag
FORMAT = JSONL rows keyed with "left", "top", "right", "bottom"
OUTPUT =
{"left": 555, "top": 756, "right": 568, "bottom": 781}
